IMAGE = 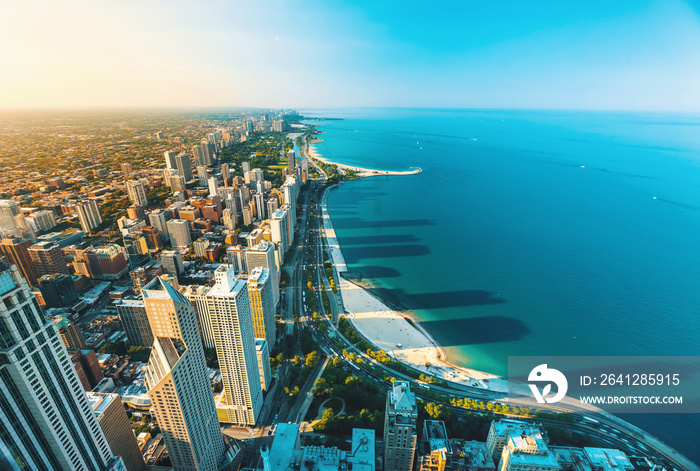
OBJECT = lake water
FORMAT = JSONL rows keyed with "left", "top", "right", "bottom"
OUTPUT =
{"left": 305, "top": 108, "right": 700, "bottom": 464}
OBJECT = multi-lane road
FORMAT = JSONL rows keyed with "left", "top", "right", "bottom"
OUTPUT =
{"left": 250, "top": 139, "right": 695, "bottom": 471}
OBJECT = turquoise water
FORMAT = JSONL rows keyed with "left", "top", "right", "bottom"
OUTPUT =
{"left": 306, "top": 108, "right": 700, "bottom": 462}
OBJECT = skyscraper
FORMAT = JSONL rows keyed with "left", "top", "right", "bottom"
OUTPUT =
{"left": 86, "top": 392, "right": 147, "bottom": 471}
{"left": 39, "top": 275, "right": 79, "bottom": 308}
{"left": 255, "top": 339, "right": 271, "bottom": 392}
{"left": 75, "top": 199, "right": 103, "bottom": 234}
{"left": 247, "top": 267, "right": 275, "bottom": 346}
{"left": 266, "top": 198, "right": 279, "bottom": 220}
{"left": 143, "top": 277, "right": 232, "bottom": 471}
{"left": 54, "top": 317, "right": 86, "bottom": 349}
{"left": 201, "top": 266, "right": 263, "bottom": 426}
{"left": 181, "top": 284, "right": 216, "bottom": 350}
{"left": 208, "top": 176, "right": 219, "bottom": 196}
{"left": 164, "top": 150, "right": 178, "bottom": 171}
{"left": 0, "top": 199, "right": 35, "bottom": 241}
{"left": 121, "top": 163, "right": 133, "bottom": 175}
{"left": 270, "top": 210, "right": 289, "bottom": 255}
{"left": 0, "top": 261, "right": 120, "bottom": 470}
{"left": 29, "top": 241, "right": 69, "bottom": 277}
{"left": 127, "top": 204, "right": 146, "bottom": 221}
{"left": 287, "top": 149, "right": 296, "bottom": 171}
{"left": 166, "top": 219, "right": 191, "bottom": 249}
{"left": 221, "top": 163, "right": 230, "bottom": 185}
{"left": 115, "top": 298, "right": 153, "bottom": 348}
{"left": 253, "top": 193, "right": 265, "bottom": 221}
{"left": 245, "top": 240, "right": 279, "bottom": 306}
{"left": 193, "top": 146, "right": 206, "bottom": 167}
{"left": 148, "top": 209, "right": 170, "bottom": 242}
{"left": 384, "top": 381, "right": 418, "bottom": 471}
{"left": 283, "top": 179, "right": 296, "bottom": 243}
{"left": 0, "top": 237, "right": 38, "bottom": 286}
{"left": 126, "top": 180, "right": 148, "bottom": 207}
{"left": 175, "top": 152, "right": 193, "bottom": 181}
{"left": 160, "top": 250, "right": 185, "bottom": 276}
{"left": 26, "top": 210, "right": 57, "bottom": 233}
{"left": 123, "top": 232, "right": 150, "bottom": 268}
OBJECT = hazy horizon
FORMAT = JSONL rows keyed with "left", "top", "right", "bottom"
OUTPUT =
{"left": 1, "top": 0, "right": 700, "bottom": 111}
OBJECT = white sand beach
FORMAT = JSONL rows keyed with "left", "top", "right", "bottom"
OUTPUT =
{"left": 320, "top": 188, "right": 508, "bottom": 392}
{"left": 308, "top": 143, "right": 421, "bottom": 177}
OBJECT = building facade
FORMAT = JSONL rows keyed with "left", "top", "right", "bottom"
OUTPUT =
{"left": 245, "top": 240, "right": 279, "bottom": 306}
{"left": 166, "top": 219, "right": 191, "bottom": 249}
{"left": 86, "top": 392, "right": 147, "bottom": 471}
{"left": 28, "top": 241, "right": 69, "bottom": 277}
{"left": 0, "top": 237, "right": 38, "bottom": 286}
{"left": 115, "top": 299, "right": 153, "bottom": 348}
{"left": 0, "top": 199, "right": 35, "bottom": 241}
{"left": 126, "top": 180, "right": 148, "bottom": 207}
{"left": 384, "top": 381, "right": 418, "bottom": 471}
{"left": 200, "top": 266, "right": 263, "bottom": 426}
{"left": 247, "top": 267, "right": 275, "bottom": 346}
{"left": 143, "top": 277, "right": 229, "bottom": 471}
{"left": 0, "top": 261, "right": 118, "bottom": 470}
{"left": 75, "top": 199, "right": 103, "bottom": 234}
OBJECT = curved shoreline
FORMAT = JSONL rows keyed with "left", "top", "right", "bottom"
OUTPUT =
{"left": 307, "top": 132, "right": 698, "bottom": 471}
{"left": 308, "top": 142, "right": 422, "bottom": 177}
{"left": 319, "top": 180, "right": 506, "bottom": 390}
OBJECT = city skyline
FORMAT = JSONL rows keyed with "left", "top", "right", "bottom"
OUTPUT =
{"left": 1, "top": 0, "right": 699, "bottom": 111}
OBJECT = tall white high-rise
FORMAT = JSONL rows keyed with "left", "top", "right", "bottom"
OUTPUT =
{"left": 0, "top": 261, "right": 122, "bottom": 470}
{"left": 164, "top": 151, "right": 178, "bottom": 171}
{"left": 0, "top": 199, "right": 36, "bottom": 241}
{"left": 75, "top": 199, "right": 103, "bottom": 234}
{"left": 208, "top": 177, "right": 219, "bottom": 196}
{"left": 143, "top": 278, "right": 231, "bottom": 471}
{"left": 270, "top": 210, "right": 289, "bottom": 256}
{"left": 166, "top": 219, "right": 191, "bottom": 249}
{"left": 253, "top": 193, "right": 266, "bottom": 221}
{"left": 126, "top": 180, "right": 148, "bottom": 207}
{"left": 202, "top": 266, "right": 263, "bottom": 426}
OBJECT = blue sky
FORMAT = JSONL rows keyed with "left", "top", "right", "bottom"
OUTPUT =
{"left": 0, "top": 0, "right": 699, "bottom": 110}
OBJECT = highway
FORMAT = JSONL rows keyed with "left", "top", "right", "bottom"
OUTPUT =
{"left": 251, "top": 143, "right": 696, "bottom": 471}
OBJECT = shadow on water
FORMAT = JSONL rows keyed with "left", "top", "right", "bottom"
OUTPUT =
{"left": 350, "top": 282, "right": 507, "bottom": 312}
{"left": 419, "top": 316, "right": 529, "bottom": 346}
{"left": 344, "top": 266, "right": 402, "bottom": 279}
{"left": 326, "top": 209, "right": 359, "bottom": 216}
{"left": 401, "top": 290, "right": 506, "bottom": 310}
{"left": 332, "top": 217, "right": 436, "bottom": 229}
{"left": 337, "top": 234, "right": 420, "bottom": 245}
{"left": 342, "top": 244, "right": 430, "bottom": 264}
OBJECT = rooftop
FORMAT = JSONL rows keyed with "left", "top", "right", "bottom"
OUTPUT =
{"left": 390, "top": 380, "right": 416, "bottom": 413}
{"left": 85, "top": 392, "right": 117, "bottom": 416}
{"left": 268, "top": 423, "right": 300, "bottom": 469}
{"left": 584, "top": 447, "right": 634, "bottom": 471}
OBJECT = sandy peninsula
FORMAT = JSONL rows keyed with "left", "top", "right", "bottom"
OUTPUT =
{"left": 307, "top": 143, "right": 422, "bottom": 177}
